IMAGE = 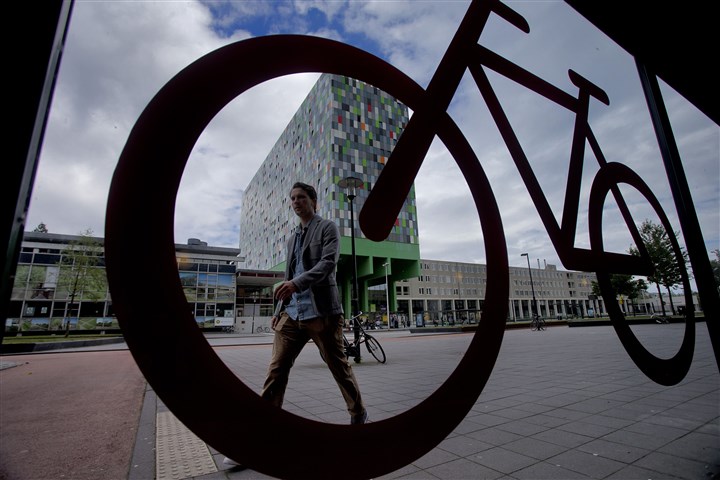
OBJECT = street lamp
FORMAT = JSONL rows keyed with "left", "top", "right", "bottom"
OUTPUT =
{"left": 339, "top": 176, "right": 363, "bottom": 344}
{"left": 383, "top": 262, "right": 390, "bottom": 328}
{"left": 456, "top": 271, "right": 463, "bottom": 325}
{"left": 520, "top": 253, "right": 539, "bottom": 319}
{"left": 250, "top": 290, "right": 259, "bottom": 333}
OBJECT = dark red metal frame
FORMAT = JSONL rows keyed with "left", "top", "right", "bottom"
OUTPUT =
{"left": 4, "top": 0, "right": 718, "bottom": 478}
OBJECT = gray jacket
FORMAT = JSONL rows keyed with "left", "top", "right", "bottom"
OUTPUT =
{"left": 285, "top": 214, "right": 343, "bottom": 317}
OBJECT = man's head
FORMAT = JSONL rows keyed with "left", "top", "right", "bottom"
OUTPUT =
{"left": 290, "top": 182, "right": 317, "bottom": 220}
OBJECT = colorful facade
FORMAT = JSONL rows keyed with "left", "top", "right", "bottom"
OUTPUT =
{"left": 239, "top": 74, "right": 421, "bottom": 315}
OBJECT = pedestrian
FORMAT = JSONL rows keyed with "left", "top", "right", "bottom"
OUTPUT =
{"left": 224, "top": 181, "right": 368, "bottom": 467}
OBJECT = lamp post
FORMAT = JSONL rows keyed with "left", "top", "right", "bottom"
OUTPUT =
{"left": 250, "top": 290, "right": 259, "bottom": 333}
{"left": 520, "top": 253, "right": 539, "bottom": 320}
{"left": 456, "top": 271, "right": 463, "bottom": 325}
{"left": 383, "top": 262, "right": 390, "bottom": 328}
{"left": 339, "top": 176, "right": 363, "bottom": 345}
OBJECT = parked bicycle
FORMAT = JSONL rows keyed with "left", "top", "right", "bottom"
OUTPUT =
{"left": 651, "top": 313, "right": 670, "bottom": 324}
{"left": 531, "top": 315, "right": 546, "bottom": 332}
{"left": 344, "top": 312, "right": 386, "bottom": 364}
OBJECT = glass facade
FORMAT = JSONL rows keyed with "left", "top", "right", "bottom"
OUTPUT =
{"left": 177, "top": 261, "right": 236, "bottom": 329}
{"left": 8, "top": 236, "right": 112, "bottom": 332}
{"left": 7, "top": 233, "right": 239, "bottom": 333}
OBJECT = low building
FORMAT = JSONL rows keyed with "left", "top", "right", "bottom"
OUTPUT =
{"left": 7, "top": 232, "right": 240, "bottom": 333}
{"left": 391, "top": 260, "right": 599, "bottom": 326}
{"left": 9, "top": 232, "right": 695, "bottom": 335}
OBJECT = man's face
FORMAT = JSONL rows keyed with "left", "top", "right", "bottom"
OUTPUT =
{"left": 290, "top": 187, "right": 315, "bottom": 219}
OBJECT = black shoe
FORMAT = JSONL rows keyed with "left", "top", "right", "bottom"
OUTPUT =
{"left": 351, "top": 410, "right": 368, "bottom": 425}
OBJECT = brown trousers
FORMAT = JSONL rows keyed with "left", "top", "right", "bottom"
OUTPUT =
{"left": 261, "top": 313, "right": 365, "bottom": 418}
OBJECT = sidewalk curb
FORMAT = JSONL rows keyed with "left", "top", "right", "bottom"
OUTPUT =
{"left": 0, "top": 336, "right": 126, "bottom": 354}
{"left": 129, "top": 384, "right": 156, "bottom": 480}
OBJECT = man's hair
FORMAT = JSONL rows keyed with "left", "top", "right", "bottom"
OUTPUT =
{"left": 291, "top": 182, "right": 317, "bottom": 211}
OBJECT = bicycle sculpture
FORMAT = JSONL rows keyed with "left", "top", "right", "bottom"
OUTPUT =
{"left": 104, "top": 0, "right": 714, "bottom": 478}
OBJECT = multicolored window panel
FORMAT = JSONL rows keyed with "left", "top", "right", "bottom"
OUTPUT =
{"left": 239, "top": 74, "right": 416, "bottom": 270}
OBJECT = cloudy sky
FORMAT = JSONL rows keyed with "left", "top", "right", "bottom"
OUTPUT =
{"left": 28, "top": 0, "right": 718, "bottom": 276}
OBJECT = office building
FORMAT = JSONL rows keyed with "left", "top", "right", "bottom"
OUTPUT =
{"left": 7, "top": 232, "right": 240, "bottom": 332}
{"left": 394, "top": 260, "right": 601, "bottom": 326}
{"left": 238, "top": 74, "right": 419, "bottom": 316}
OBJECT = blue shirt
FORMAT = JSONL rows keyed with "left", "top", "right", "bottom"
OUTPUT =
{"left": 284, "top": 225, "right": 319, "bottom": 321}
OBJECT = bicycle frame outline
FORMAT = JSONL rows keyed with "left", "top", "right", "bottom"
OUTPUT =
{"left": 362, "top": 0, "right": 655, "bottom": 276}
{"left": 363, "top": 0, "right": 695, "bottom": 381}
{"left": 360, "top": 0, "right": 694, "bottom": 385}
{"left": 105, "top": 0, "right": 702, "bottom": 476}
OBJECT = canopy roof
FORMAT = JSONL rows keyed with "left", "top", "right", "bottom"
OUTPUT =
{"left": 565, "top": 1, "right": 718, "bottom": 125}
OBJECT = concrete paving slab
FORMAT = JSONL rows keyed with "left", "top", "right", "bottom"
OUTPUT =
{"left": 3, "top": 323, "right": 717, "bottom": 480}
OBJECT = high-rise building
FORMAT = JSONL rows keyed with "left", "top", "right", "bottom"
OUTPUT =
{"left": 239, "top": 74, "right": 421, "bottom": 315}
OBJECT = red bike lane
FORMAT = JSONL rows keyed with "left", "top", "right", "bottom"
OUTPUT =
{"left": 0, "top": 350, "right": 146, "bottom": 480}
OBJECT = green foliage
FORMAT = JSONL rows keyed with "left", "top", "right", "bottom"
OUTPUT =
{"left": 57, "top": 229, "right": 107, "bottom": 312}
{"left": 711, "top": 249, "right": 720, "bottom": 292}
{"left": 628, "top": 220, "right": 688, "bottom": 292}
{"left": 591, "top": 274, "right": 647, "bottom": 300}
{"left": 628, "top": 219, "right": 690, "bottom": 316}
{"left": 33, "top": 222, "right": 49, "bottom": 233}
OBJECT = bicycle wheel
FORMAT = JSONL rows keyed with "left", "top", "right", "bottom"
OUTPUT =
{"left": 364, "top": 334, "right": 386, "bottom": 363}
{"left": 589, "top": 162, "right": 694, "bottom": 386}
{"left": 105, "top": 34, "right": 509, "bottom": 480}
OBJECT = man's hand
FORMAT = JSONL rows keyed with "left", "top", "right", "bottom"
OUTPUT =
{"left": 271, "top": 313, "right": 288, "bottom": 331}
{"left": 274, "top": 280, "right": 297, "bottom": 301}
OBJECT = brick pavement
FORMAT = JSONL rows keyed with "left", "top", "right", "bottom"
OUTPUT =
{"left": 0, "top": 350, "right": 146, "bottom": 480}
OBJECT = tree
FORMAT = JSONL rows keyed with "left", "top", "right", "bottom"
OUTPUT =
{"left": 711, "top": 249, "right": 720, "bottom": 293}
{"left": 33, "top": 222, "right": 49, "bottom": 233}
{"left": 57, "top": 229, "right": 107, "bottom": 336}
{"left": 591, "top": 274, "right": 648, "bottom": 316}
{"left": 629, "top": 220, "right": 689, "bottom": 316}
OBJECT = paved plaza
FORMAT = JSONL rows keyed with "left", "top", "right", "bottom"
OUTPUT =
{"left": 1, "top": 323, "right": 718, "bottom": 479}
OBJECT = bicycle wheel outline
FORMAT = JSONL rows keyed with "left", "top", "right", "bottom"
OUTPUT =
{"left": 364, "top": 334, "right": 386, "bottom": 363}
{"left": 105, "top": 35, "right": 509, "bottom": 480}
{"left": 588, "top": 162, "right": 694, "bottom": 386}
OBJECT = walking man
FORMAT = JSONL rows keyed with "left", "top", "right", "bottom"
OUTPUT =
{"left": 262, "top": 182, "right": 367, "bottom": 423}
{"left": 225, "top": 181, "right": 367, "bottom": 467}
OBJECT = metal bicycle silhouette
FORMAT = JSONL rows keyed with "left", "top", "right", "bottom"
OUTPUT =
{"left": 105, "top": 0, "right": 698, "bottom": 478}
